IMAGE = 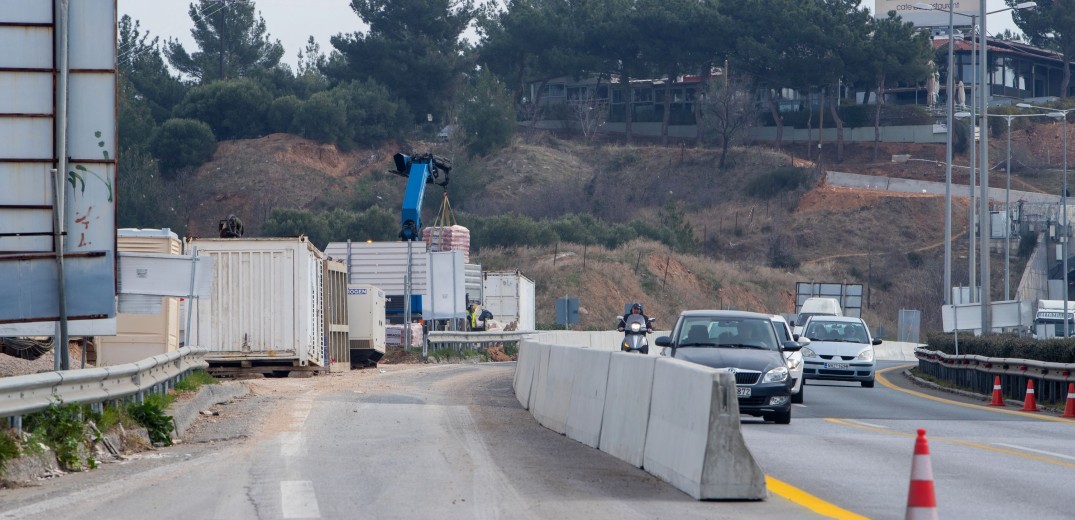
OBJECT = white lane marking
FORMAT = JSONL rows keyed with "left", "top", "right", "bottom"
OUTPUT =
{"left": 280, "top": 480, "right": 321, "bottom": 519}
{"left": 994, "top": 443, "right": 1075, "bottom": 461}
{"left": 792, "top": 404, "right": 807, "bottom": 408}
{"left": 843, "top": 419, "right": 888, "bottom": 429}
{"left": 280, "top": 431, "right": 307, "bottom": 457}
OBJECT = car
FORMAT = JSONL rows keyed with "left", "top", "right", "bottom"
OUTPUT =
{"left": 770, "top": 315, "right": 809, "bottom": 404}
{"left": 655, "top": 310, "right": 802, "bottom": 424}
{"left": 798, "top": 316, "right": 880, "bottom": 387}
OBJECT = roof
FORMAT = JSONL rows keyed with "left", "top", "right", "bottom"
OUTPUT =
{"left": 678, "top": 309, "right": 772, "bottom": 319}
{"left": 801, "top": 316, "right": 864, "bottom": 324}
{"left": 931, "top": 35, "right": 1067, "bottom": 65}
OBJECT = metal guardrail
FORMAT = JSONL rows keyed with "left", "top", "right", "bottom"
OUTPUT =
{"left": 426, "top": 331, "right": 532, "bottom": 344}
{"left": 0, "top": 346, "right": 209, "bottom": 421}
{"left": 913, "top": 347, "right": 1075, "bottom": 405}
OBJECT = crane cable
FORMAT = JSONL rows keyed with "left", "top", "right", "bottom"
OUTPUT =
{"left": 425, "top": 192, "right": 458, "bottom": 249}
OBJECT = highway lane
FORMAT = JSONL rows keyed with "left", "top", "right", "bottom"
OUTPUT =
{"left": 742, "top": 361, "right": 1075, "bottom": 519}
{"left": 1, "top": 363, "right": 824, "bottom": 520}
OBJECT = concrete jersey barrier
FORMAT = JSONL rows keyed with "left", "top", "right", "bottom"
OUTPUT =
{"left": 564, "top": 348, "right": 612, "bottom": 448}
{"left": 532, "top": 345, "right": 576, "bottom": 434}
{"left": 598, "top": 353, "right": 657, "bottom": 467}
{"left": 643, "top": 358, "right": 766, "bottom": 500}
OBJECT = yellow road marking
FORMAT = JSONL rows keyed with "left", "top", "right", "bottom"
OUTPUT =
{"left": 765, "top": 476, "right": 871, "bottom": 520}
{"left": 875, "top": 364, "right": 1075, "bottom": 424}
{"left": 816, "top": 365, "right": 1075, "bottom": 469}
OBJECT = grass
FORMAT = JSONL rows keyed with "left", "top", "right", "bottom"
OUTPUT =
{"left": 0, "top": 429, "right": 19, "bottom": 473}
{"left": 175, "top": 370, "right": 218, "bottom": 393}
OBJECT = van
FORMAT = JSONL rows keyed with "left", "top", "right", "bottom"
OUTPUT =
{"left": 793, "top": 297, "right": 843, "bottom": 335}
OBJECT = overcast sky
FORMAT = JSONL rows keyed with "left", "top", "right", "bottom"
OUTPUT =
{"left": 118, "top": 0, "right": 1026, "bottom": 71}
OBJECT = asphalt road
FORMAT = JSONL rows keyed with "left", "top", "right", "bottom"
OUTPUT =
{"left": 3, "top": 360, "right": 1073, "bottom": 520}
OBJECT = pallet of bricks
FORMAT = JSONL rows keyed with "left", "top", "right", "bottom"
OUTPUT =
{"left": 386, "top": 323, "right": 424, "bottom": 347}
{"left": 423, "top": 225, "right": 470, "bottom": 263}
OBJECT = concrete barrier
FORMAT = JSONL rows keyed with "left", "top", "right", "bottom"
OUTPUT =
{"left": 513, "top": 339, "right": 541, "bottom": 409}
{"left": 532, "top": 345, "right": 577, "bottom": 434}
{"left": 875, "top": 341, "right": 923, "bottom": 361}
{"left": 643, "top": 358, "right": 766, "bottom": 500}
{"left": 599, "top": 353, "right": 657, "bottom": 467}
{"left": 565, "top": 348, "right": 613, "bottom": 448}
{"left": 527, "top": 342, "right": 553, "bottom": 421}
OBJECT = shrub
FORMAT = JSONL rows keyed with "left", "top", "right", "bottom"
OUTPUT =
{"left": 745, "top": 167, "right": 814, "bottom": 199}
{"left": 0, "top": 429, "right": 19, "bottom": 473}
{"left": 149, "top": 118, "right": 216, "bottom": 176}
{"left": 173, "top": 78, "right": 272, "bottom": 140}
{"left": 907, "top": 251, "right": 924, "bottom": 268}
{"left": 24, "top": 399, "right": 97, "bottom": 471}
{"left": 127, "top": 394, "right": 175, "bottom": 446}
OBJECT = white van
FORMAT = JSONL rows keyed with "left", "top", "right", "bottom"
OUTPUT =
{"left": 793, "top": 297, "right": 843, "bottom": 335}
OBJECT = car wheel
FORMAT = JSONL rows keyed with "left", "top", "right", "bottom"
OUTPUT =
{"left": 861, "top": 379, "right": 875, "bottom": 388}
{"left": 791, "top": 383, "right": 804, "bottom": 404}
{"left": 769, "top": 410, "right": 791, "bottom": 424}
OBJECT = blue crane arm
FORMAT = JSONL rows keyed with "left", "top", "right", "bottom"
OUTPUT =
{"left": 394, "top": 153, "right": 451, "bottom": 241}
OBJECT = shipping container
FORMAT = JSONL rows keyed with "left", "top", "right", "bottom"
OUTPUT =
{"left": 347, "top": 284, "right": 386, "bottom": 367}
{"left": 482, "top": 271, "right": 536, "bottom": 331}
{"left": 324, "top": 259, "right": 350, "bottom": 372}
{"left": 325, "top": 241, "right": 468, "bottom": 324}
{"left": 187, "top": 237, "right": 325, "bottom": 367}
{"left": 464, "top": 262, "right": 483, "bottom": 304}
{"left": 325, "top": 241, "right": 429, "bottom": 322}
{"left": 96, "top": 229, "right": 182, "bottom": 366}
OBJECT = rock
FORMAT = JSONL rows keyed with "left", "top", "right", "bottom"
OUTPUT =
{"left": 0, "top": 449, "right": 61, "bottom": 486}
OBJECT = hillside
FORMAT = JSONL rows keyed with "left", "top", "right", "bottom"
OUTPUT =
{"left": 166, "top": 128, "right": 1061, "bottom": 336}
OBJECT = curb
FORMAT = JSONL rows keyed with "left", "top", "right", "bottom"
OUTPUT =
{"left": 900, "top": 369, "right": 1065, "bottom": 413}
{"left": 167, "top": 381, "right": 249, "bottom": 438}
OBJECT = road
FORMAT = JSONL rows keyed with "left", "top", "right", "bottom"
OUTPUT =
{"left": 2, "top": 361, "right": 1073, "bottom": 520}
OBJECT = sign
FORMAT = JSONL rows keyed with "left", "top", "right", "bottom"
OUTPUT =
{"left": 0, "top": 1, "right": 118, "bottom": 324}
{"left": 117, "top": 253, "right": 214, "bottom": 298}
{"left": 556, "top": 296, "right": 579, "bottom": 326}
{"left": 873, "top": 1, "right": 977, "bottom": 27}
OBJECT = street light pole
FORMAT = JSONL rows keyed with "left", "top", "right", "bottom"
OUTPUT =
{"left": 968, "top": 13, "right": 977, "bottom": 304}
{"left": 945, "top": 3, "right": 955, "bottom": 306}
{"left": 979, "top": 0, "right": 991, "bottom": 333}
{"left": 1005, "top": 115, "right": 1012, "bottom": 300}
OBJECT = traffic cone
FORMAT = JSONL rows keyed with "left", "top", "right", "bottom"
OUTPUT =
{"left": 1021, "top": 379, "right": 1039, "bottom": 412}
{"left": 905, "top": 429, "right": 938, "bottom": 520}
{"left": 1062, "top": 383, "right": 1075, "bottom": 419}
{"left": 988, "top": 375, "right": 1005, "bottom": 407}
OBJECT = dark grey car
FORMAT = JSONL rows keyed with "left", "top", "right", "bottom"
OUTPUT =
{"left": 655, "top": 310, "right": 801, "bottom": 424}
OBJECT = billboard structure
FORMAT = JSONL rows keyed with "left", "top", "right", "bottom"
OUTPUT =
{"left": 873, "top": 1, "right": 976, "bottom": 27}
{"left": 0, "top": 1, "right": 118, "bottom": 331}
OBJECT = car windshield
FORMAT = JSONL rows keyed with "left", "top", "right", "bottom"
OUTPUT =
{"left": 675, "top": 316, "right": 780, "bottom": 350}
{"left": 803, "top": 321, "right": 869, "bottom": 343}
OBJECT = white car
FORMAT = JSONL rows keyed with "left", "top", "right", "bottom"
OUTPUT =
{"left": 799, "top": 316, "right": 879, "bottom": 388}
{"left": 770, "top": 315, "right": 808, "bottom": 404}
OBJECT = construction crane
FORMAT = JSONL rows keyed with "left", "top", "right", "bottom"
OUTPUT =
{"left": 391, "top": 152, "right": 451, "bottom": 241}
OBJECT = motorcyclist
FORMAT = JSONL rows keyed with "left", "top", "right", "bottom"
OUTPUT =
{"left": 618, "top": 303, "right": 653, "bottom": 333}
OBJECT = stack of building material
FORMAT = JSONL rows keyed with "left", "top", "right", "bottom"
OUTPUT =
{"left": 385, "top": 323, "right": 424, "bottom": 347}
{"left": 423, "top": 225, "right": 470, "bottom": 263}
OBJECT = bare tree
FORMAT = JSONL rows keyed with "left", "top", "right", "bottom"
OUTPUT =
{"left": 700, "top": 74, "right": 757, "bottom": 170}
{"left": 573, "top": 87, "right": 608, "bottom": 144}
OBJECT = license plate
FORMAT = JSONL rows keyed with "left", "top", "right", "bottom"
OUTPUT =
{"left": 826, "top": 362, "right": 850, "bottom": 369}
{"left": 736, "top": 387, "right": 751, "bottom": 398}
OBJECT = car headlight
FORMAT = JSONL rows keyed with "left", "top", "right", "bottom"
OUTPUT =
{"left": 800, "top": 346, "right": 817, "bottom": 358}
{"left": 763, "top": 366, "right": 789, "bottom": 383}
{"left": 856, "top": 348, "right": 874, "bottom": 362}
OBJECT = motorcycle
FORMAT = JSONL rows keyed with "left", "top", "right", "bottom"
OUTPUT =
{"left": 619, "top": 314, "right": 656, "bottom": 354}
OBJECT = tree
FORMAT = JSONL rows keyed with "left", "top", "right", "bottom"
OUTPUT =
{"left": 862, "top": 13, "right": 933, "bottom": 160}
{"left": 173, "top": 78, "right": 273, "bottom": 139}
{"left": 326, "top": 0, "right": 476, "bottom": 124}
{"left": 118, "top": 16, "right": 187, "bottom": 124}
{"left": 1010, "top": 0, "right": 1075, "bottom": 97}
{"left": 700, "top": 74, "right": 757, "bottom": 169}
{"left": 460, "top": 70, "right": 517, "bottom": 156}
{"left": 573, "top": 87, "right": 609, "bottom": 144}
{"left": 164, "top": 0, "right": 285, "bottom": 83}
{"left": 583, "top": 0, "right": 646, "bottom": 143}
{"left": 149, "top": 118, "right": 217, "bottom": 176}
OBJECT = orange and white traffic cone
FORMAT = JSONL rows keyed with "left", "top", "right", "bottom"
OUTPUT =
{"left": 1062, "top": 383, "right": 1075, "bottom": 419}
{"left": 988, "top": 375, "right": 1005, "bottom": 407}
{"left": 905, "top": 429, "right": 938, "bottom": 520}
{"left": 1021, "top": 379, "right": 1039, "bottom": 412}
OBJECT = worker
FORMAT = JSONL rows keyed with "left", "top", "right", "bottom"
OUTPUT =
{"left": 468, "top": 302, "right": 483, "bottom": 331}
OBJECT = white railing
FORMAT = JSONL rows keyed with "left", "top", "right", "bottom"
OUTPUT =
{"left": 0, "top": 346, "right": 208, "bottom": 419}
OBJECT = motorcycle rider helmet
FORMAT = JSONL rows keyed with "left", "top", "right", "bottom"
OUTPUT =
{"left": 632, "top": 303, "right": 642, "bottom": 312}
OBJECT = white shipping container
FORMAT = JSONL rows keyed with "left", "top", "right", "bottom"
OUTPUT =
{"left": 482, "top": 271, "right": 536, "bottom": 331}
{"left": 187, "top": 237, "right": 325, "bottom": 366}
{"left": 324, "top": 241, "right": 430, "bottom": 295}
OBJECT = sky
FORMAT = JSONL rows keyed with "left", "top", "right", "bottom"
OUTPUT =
{"left": 118, "top": 0, "right": 1027, "bottom": 71}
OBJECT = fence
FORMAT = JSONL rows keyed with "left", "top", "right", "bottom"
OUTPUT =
{"left": 914, "top": 347, "right": 1075, "bottom": 406}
